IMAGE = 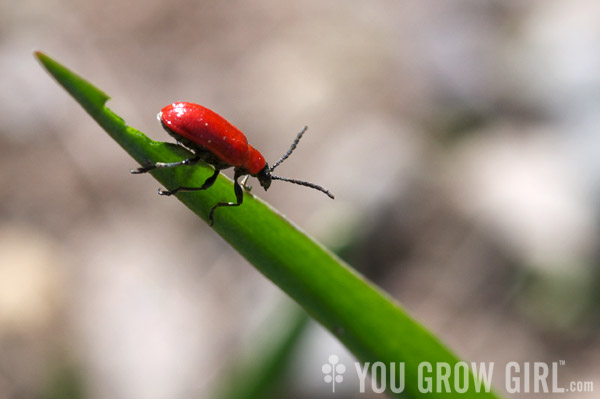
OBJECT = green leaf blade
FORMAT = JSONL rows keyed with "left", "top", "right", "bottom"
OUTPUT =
{"left": 35, "top": 51, "right": 501, "bottom": 399}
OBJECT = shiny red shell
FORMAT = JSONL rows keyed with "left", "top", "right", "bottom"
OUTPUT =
{"left": 159, "top": 102, "right": 266, "bottom": 175}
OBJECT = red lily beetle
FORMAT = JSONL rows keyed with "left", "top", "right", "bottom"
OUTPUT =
{"left": 132, "top": 102, "right": 334, "bottom": 225}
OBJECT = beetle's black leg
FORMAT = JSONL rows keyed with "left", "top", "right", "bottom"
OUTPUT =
{"left": 208, "top": 172, "right": 244, "bottom": 226}
{"left": 158, "top": 168, "right": 220, "bottom": 196}
{"left": 131, "top": 156, "right": 201, "bottom": 174}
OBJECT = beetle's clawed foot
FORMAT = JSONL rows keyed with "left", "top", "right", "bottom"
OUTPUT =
{"left": 208, "top": 207, "right": 218, "bottom": 227}
{"left": 158, "top": 187, "right": 175, "bottom": 196}
{"left": 131, "top": 164, "right": 155, "bottom": 174}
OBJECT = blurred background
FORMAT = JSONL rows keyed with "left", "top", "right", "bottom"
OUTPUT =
{"left": 1, "top": 0, "right": 599, "bottom": 398}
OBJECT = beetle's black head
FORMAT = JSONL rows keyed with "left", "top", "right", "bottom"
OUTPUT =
{"left": 256, "top": 164, "right": 272, "bottom": 191}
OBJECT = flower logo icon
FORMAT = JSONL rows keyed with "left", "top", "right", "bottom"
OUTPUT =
{"left": 322, "top": 355, "right": 346, "bottom": 392}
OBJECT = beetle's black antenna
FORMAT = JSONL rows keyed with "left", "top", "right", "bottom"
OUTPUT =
{"left": 268, "top": 126, "right": 334, "bottom": 199}
{"left": 270, "top": 174, "right": 334, "bottom": 199}
{"left": 269, "top": 126, "right": 308, "bottom": 172}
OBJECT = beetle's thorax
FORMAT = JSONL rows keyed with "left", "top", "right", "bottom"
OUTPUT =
{"left": 244, "top": 145, "right": 266, "bottom": 176}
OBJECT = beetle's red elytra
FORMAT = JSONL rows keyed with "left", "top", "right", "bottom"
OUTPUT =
{"left": 132, "top": 102, "right": 334, "bottom": 225}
